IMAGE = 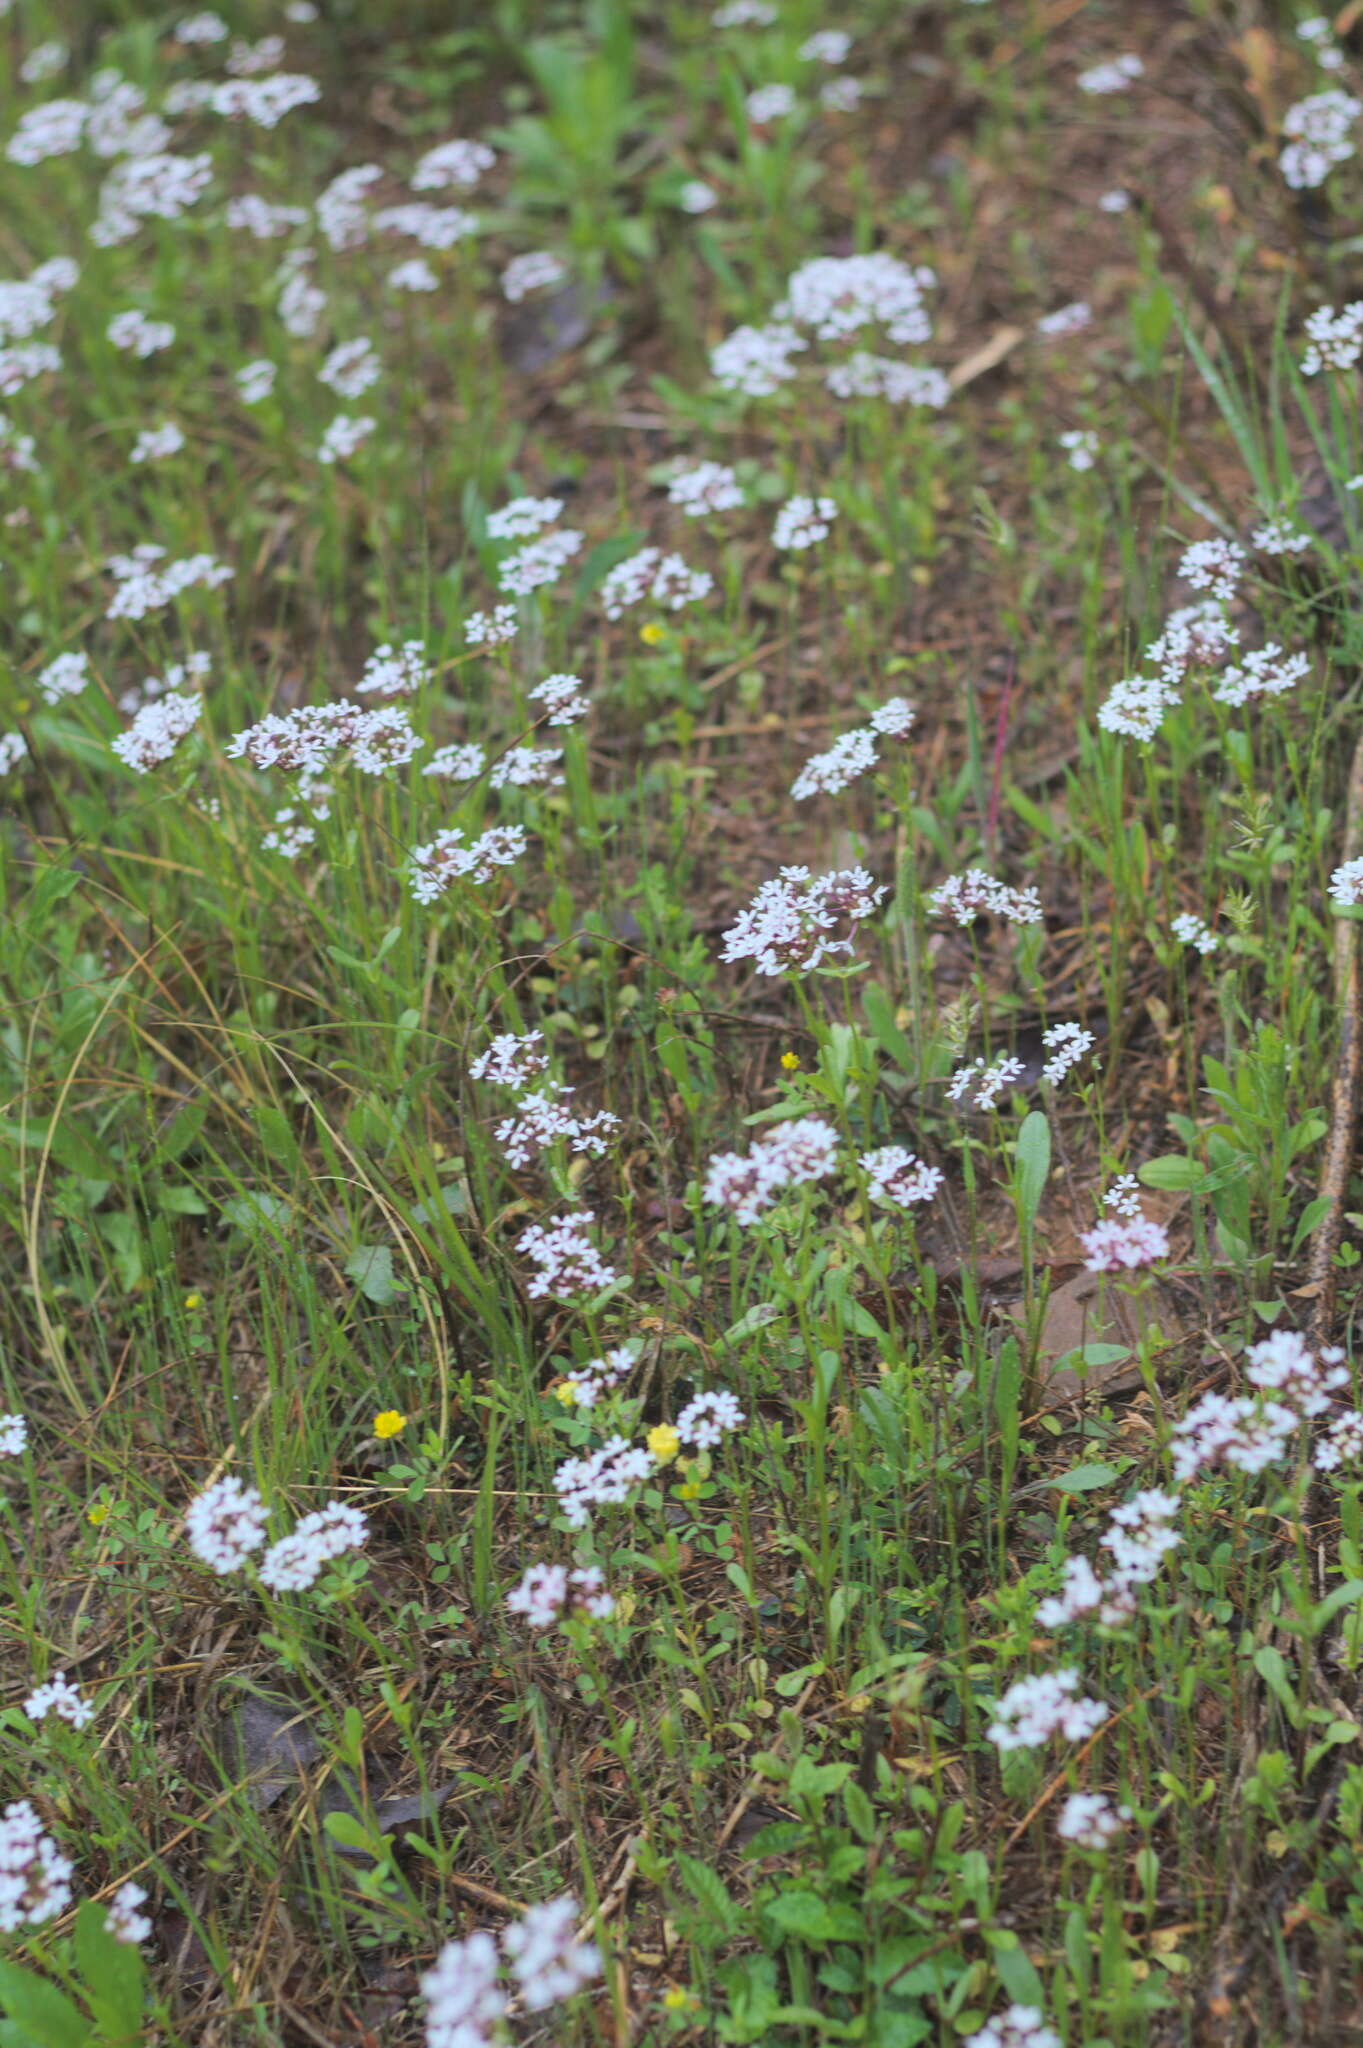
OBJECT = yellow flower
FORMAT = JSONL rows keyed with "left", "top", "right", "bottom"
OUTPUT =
{"left": 677, "top": 1478, "right": 702, "bottom": 1500}
{"left": 554, "top": 1380, "right": 582, "bottom": 1406}
{"left": 183, "top": 1291, "right": 203, "bottom": 1310}
{"left": 639, "top": 622, "right": 667, "bottom": 645}
{"left": 647, "top": 1423, "right": 681, "bottom": 1464}
{"left": 780, "top": 1050, "right": 801, "bottom": 1071}
{"left": 662, "top": 1985, "right": 696, "bottom": 2012}
{"left": 87, "top": 1502, "right": 109, "bottom": 1527}
{"left": 373, "top": 1410, "right": 408, "bottom": 1440}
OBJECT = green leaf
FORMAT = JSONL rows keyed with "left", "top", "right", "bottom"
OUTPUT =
{"left": 1291, "top": 1195, "right": 1333, "bottom": 1255}
{"left": 322, "top": 1810, "right": 382, "bottom": 1854}
{"left": 1051, "top": 1461, "right": 1121, "bottom": 1494}
{"left": 1138, "top": 1154, "right": 1205, "bottom": 1191}
{"left": 1015, "top": 1111, "right": 1051, "bottom": 1225}
{"left": 1253, "top": 1645, "right": 1303, "bottom": 1729}
{"left": 74, "top": 1899, "right": 145, "bottom": 2039}
{"left": 762, "top": 1891, "right": 845, "bottom": 1942}
{"left": 0, "top": 1960, "right": 91, "bottom": 2048}
{"left": 675, "top": 1852, "right": 738, "bottom": 1932}
{"left": 344, "top": 1245, "right": 406, "bottom": 1304}
{"left": 862, "top": 982, "right": 915, "bottom": 1077}
{"left": 989, "top": 1931, "right": 1045, "bottom": 2008}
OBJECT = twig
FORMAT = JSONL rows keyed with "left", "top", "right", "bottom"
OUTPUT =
{"left": 1308, "top": 723, "right": 1363, "bottom": 1347}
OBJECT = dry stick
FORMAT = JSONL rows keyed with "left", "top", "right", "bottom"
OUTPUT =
{"left": 1308, "top": 723, "right": 1363, "bottom": 1349}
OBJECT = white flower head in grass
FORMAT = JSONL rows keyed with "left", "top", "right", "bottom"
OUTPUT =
{"left": 791, "top": 727, "right": 879, "bottom": 800}
{"left": 470, "top": 1030, "right": 549, "bottom": 1088}
{"left": 860, "top": 1145, "right": 943, "bottom": 1207}
{"left": 0, "top": 342, "right": 59, "bottom": 395}
{"left": 1315, "top": 1410, "right": 1363, "bottom": 1471}
{"left": 0, "top": 1802, "right": 74, "bottom": 1932}
{"left": 678, "top": 179, "right": 717, "bottom": 212}
{"left": 261, "top": 811, "right": 315, "bottom": 859}
{"left": 318, "top": 414, "right": 376, "bottom": 465}
{"left": 0, "top": 258, "right": 76, "bottom": 344}
{"left": 486, "top": 496, "right": 564, "bottom": 541}
{"left": 23, "top": 1673, "right": 93, "bottom": 1729}
{"left": 496, "top": 529, "right": 583, "bottom": 596}
{"left": 225, "top": 196, "right": 308, "bottom": 238}
{"left": 504, "top": 1897, "right": 602, "bottom": 2010}
{"left": 412, "top": 138, "right": 495, "bottom": 190}
{"left": 778, "top": 253, "right": 936, "bottom": 344}
{"left": 1171, "top": 1393, "right": 1297, "bottom": 1483}
{"left": 668, "top": 460, "right": 743, "bottom": 514}
{"left": 554, "top": 1436, "right": 652, "bottom": 1526}
{"left": 319, "top": 338, "right": 380, "bottom": 399}
{"left": 358, "top": 642, "right": 430, "bottom": 698}
{"left": 495, "top": 1088, "right": 618, "bottom": 1168}
{"left": 235, "top": 358, "right": 276, "bottom": 404}
{"left": 185, "top": 1475, "right": 268, "bottom": 1573}
{"left": 824, "top": 355, "right": 951, "bottom": 406}
{"left": 7, "top": 99, "right": 89, "bottom": 167}
{"left": 1213, "top": 644, "right": 1309, "bottom": 707}
{"left": 277, "top": 253, "right": 326, "bottom": 337}
{"left": 229, "top": 701, "right": 413, "bottom": 776}
{"left": 0, "top": 416, "right": 37, "bottom": 472}
{"left": 421, "top": 1931, "right": 505, "bottom": 2048}
{"left": 210, "top": 75, "right": 322, "bottom": 127}
{"left": 316, "top": 165, "right": 381, "bottom": 249}
{"left": 1100, "top": 1489, "right": 1181, "bottom": 1581}
{"left": 1301, "top": 302, "right": 1363, "bottom": 374}
{"left": 1280, "top": 90, "right": 1360, "bottom": 188}
{"left": 1146, "top": 601, "right": 1238, "bottom": 683}
{"left": 966, "top": 2006, "right": 1061, "bottom": 2048}
{"left": 175, "top": 11, "right": 229, "bottom": 41}
{"left": 1035, "top": 1555, "right": 1135, "bottom": 1630}
{"left": 0, "top": 734, "right": 27, "bottom": 775}
{"left": 466, "top": 604, "right": 518, "bottom": 649}
{"left": 409, "top": 825, "right": 528, "bottom": 902}
{"left": 529, "top": 672, "right": 589, "bottom": 723}
{"left": 131, "top": 420, "right": 185, "bottom": 464}
{"left": 258, "top": 1500, "right": 367, "bottom": 1592}
{"left": 1077, "top": 54, "right": 1143, "bottom": 93}
{"left": 0, "top": 1414, "right": 27, "bottom": 1457}
{"left": 1104, "top": 1174, "right": 1141, "bottom": 1217}
{"left": 703, "top": 1116, "right": 839, "bottom": 1223}
{"left": 1056, "top": 1792, "right": 1129, "bottom": 1849}
{"left": 424, "top": 742, "right": 487, "bottom": 780}
{"left": 113, "top": 694, "right": 203, "bottom": 772}
{"left": 557, "top": 1346, "right": 637, "bottom": 1409}
{"left": 37, "top": 651, "right": 89, "bottom": 704}
{"left": 821, "top": 77, "right": 863, "bottom": 111}
{"left": 1080, "top": 1214, "right": 1169, "bottom": 1271}
{"left": 374, "top": 201, "right": 478, "bottom": 248}
{"left": 107, "top": 309, "right": 175, "bottom": 356}
{"left": 986, "top": 1670, "right": 1109, "bottom": 1751}
{"left": 930, "top": 869, "right": 1042, "bottom": 926}
{"left": 503, "top": 250, "right": 566, "bottom": 302}
{"left": 677, "top": 1389, "right": 746, "bottom": 1448}
{"left": 1097, "top": 673, "right": 1177, "bottom": 743}
{"left": 1059, "top": 429, "right": 1098, "bottom": 471}
{"left": 870, "top": 697, "right": 916, "bottom": 738}
{"left": 746, "top": 83, "right": 797, "bottom": 123}
{"left": 1097, "top": 187, "right": 1131, "bottom": 212}
{"left": 947, "top": 1055, "right": 1027, "bottom": 1112}
{"left": 773, "top": 494, "right": 836, "bottom": 549}
{"left": 801, "top": 29, "right": 851, "bottom": 61}
{"left": 1330, "top": 857, "right": 1363, "bottom": 907}
{"left": 106, "top": 546, "right": 232, "bottom": 622}
{"left": 1250, "top": 516, "right": 1311, "bottom": 557}
{"left": 1245, "top": 1330, "right": 1348, "bottom": 1419}
{"left": 389, "top": 257, "right": 438, "bottom": 292}
{"left": 710, "top": 320, "right": 804, "bottom": 396}
{"left": 518, "top": 1211, "right": 617, "bottom": 1299}
{"left": 105, "top": 1883, "right": 152, "bottom": 1946}
{"left": 720, "top": 865, "right": 885, "bottom": 976}
{"left": 94, "top": 151, "right": 213, "bottom": 241}
{"left": 490, "top": 745, "right": 563, "bottom": 789}
{"left": 600, "top": 547, "right": 713, "bottom": 618}
{"left": 506, "top": 1562, "right": 614, "bottom": 1628}
{"left": 1036, "top": 301, "right": 1091, "bottom": 337}
{"left": 713, "top": 0, "right": 776, "bottom": 21}
{"left": 1041, "top": 1022, "right": 1094, "bottom": 1084}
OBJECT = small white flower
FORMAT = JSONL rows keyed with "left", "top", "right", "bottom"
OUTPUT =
{"left": 503, "top": 1897, "right": 602, "bottom": 2009}
{"left": 185, "top": 1476, "right": 268, "bottom": 1574}
{"left": 131, "top": 420, "right": 185, "bottom": 464}
{"left": 37, "top": 651, "right": 89, "bottom": 704}
{"left": 987, "top": 1669, "right": 1109, "bottom": 1750}
{"left": 772, "top": 493, "right": 836, "bottom": 550}
{"left": 678, "top": 179, "right": 717, "bottom": 213}
{"left": 1059, "top": 428, "right": 1099, "bottom": 471}
{"left": 486, "top": 495, "right": 564, "bottom": 541}
{"left": 746, "top": 83, "right": 797, "bottom": 123}
{"left": 107, "top": 309, "right": 175, "bottom": 357}
{"left": 1097, "top": 188, "right": 1131, "bottom": 213}
{"left": 23, "top": 1674, "right": 94, "bottom": 1729}
{"left": 388, "top": 257, "right": 439, "bottom": 292}
{"left": 0, "top": 1413, "right": 28, "bottom": 1457}
{"left": 503, "top": 251, "right": 566, "bottom": 302}
{"left": 1057, "top": 1792, "right": 1129, "bottom": 1848}
{"left": 235, "top": 358, "right": 276, "bottom": 404}
{"left": 105, "top": 1882, "right": 152, "bottom": 1945}
{"left": 319, "top": 338, "right": 380, "bottom": 400}
{"left": 1036, "top": 301, "right": 1091, "bottom": 337}
{"left": 1077, "top": 54, "right": 1143, "bottom": 93}
{"left": 667, "top": 461, "right": 743, "bottom": 515}
{"left": 412, "top": 138, "right": 495, "bottom": 191}
{"left": 317, "top": 414, "right": 376, "bottom": 465}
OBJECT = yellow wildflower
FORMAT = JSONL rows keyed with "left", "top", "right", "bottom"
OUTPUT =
{"left": 647, "top": 1423, "right": 681, "bottom": 1464}
{"left": 780, "top": 1050, "right": 801, "bottom": 1071}
{"left": 373, "top": 1410, "right": 408, "bottom": 1440}
{"left": 639, "top": 622, "right": 667, "bottom": 645}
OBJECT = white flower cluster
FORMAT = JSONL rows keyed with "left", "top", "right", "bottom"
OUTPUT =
{"left": 357, "top": 641, "right": 431, "bottom": 698}
{"left": 986, "top": 1668, "right": 1109, "bottom": 1750}
{"left": 711, "top": 321, "right": 805, "bottom": 396}
{"left": 1056, "top": 1791, "right": 1129, "bottom": 1848}
{"left": 720, "top": 864, "right": 886, "bottom": 976}
{"left": 0, "top": 1802, "right": 74, "bottom": 1932}
{"left": 0, "top": 733, "right": 28, "bottom": 775}
{"left": 1059, "top": 428, "right": 1098, "bottom": 471}
{"left": 375, "top": 202, "right": 478, "bottom": 248}
{"left": 107, "top": 308, "right": 175, "bottom": 356}
{"left": 318, "top": 414, "right": 376, "bottom": 465}
{"left": 1331, "top": 856, "right": 1363, "bottom": 906}
{"left": 825, "top": 354, "right": 950, "bottom": 405}
{"left": 486, "top": 496, "right": 564, "bottom": 541}
{"left": 413, "top": 138, "right": 495, "bottom": 190}
{"left": 1301, "top": 301, "right": 1363, "bottom": 375}
{"left": 600, "top": 547, "right": 714, "bottom": 618}
{"left": 1280, "top": 90, "right": 1360, "bottom": 190}
{"left": 23, "top": 1671, "right": 94, "bottom": 1728}
{"left": 1212, "top": 643, "right": 1309, "bottom": 707}
{"left": 506, "top": 1562, "right": 614, "bottom": 1629}
{"left": 966, "top": 2008, "right": 1061, "bottom": 2048}
{"left": 1077, "top": 54, "right": 1143, "bottom": 94}
{"left": 409, "top": 825, "right": 528, "bottom": 901}
{"left": 228, "top": 701, "right": 418, "bottom": 777}
{"left": 554, "top": 1436, "right": 653, "bottom": 1526}
{"left": 517, "top": 1212, "right": 618, "bottom": 1299}
{"left": 667, "top": 461, "right": 744, "bottom": 514}
{"left": 93, "top": 150, "right": 213, "bottom": 242}
{"left": 490, "top": 746, "right": 562, "bottom": 790}
{"left": 236, "top": 358, "right": 276, "bottom": 404}
{"left": 131, "top": 420, "right": 185, "bottom": 464}
{"left": 746, "top": 84, "right": 797, "bottom": 124}
{"left": 320, "top": 337, "right": 380, "bottom": 398}
{"left": 316, "top": 165, "right": 381, "bottom": 250}
{"left": 422, "top": 1897, "right": 599, "bottom": 2048}
{"left": 946, "top": 1054, "right": 1026, "bottom": 1112}
{"left": 1041, "top": 1021, "right": 1094, "bottom": 1084}
{"left": 415, "top": 737, "right": 479, "bottom": 777}
{"left": 225, "top": 194, "right": 308, "bottom": 238}
{"left": 112, "top": 692, "right": 203, "bottom": 772}
{"left": 466, "top": 605, "right": 518, "bottom": 648}
{"left": 38, "top": 651, "right": 89, "bottom": 704}
{"left": 494, "top": 1087, "right": 619, "bottom": 1170}
{"left": 558, "top": 1345, "right": 638, "bottom": 1408}
{"left": 1080, "top": 1212, "right": 1169, "bottom": 1271}
{"left": 277, "top": 250, "right": 326, "bottom": 337}
{"left": 791, "top": 696, "right": 914, "bottom": 800}
{"left": 106, "top": 544, "right": 232, "bottom": 621}
{"left": 1250, "top": 515, "right": 1310, "bottom": 556}
{"left": 496, "top": 528, "right": 583, "bottom": 597}
{"left": 0, "top": 1413, "right": 28, "bottom": 1457}
{"left": 1036, "top": 301, "right": 1091, "bottom": 337}
{"left": 105, "top": 1882, "right": 152, "bottom": 1946}
{"left": 0, "top": 255, "right": 77, "bottom": 344}
{"left": 676, "top": 1389, "right": 747, "bottom": 1446}
{"left": 860, "top": 1145, "right": 943, "bottom": 1208}
{"left": 773, "top": 493, "right": 837, "bottom": 550}
{"left": 703, "top": 1117, "right": 839, "bottom": 1224}
{"left": 778, "top": 253, "right": 937, "bottom": 344}
{"left": 470, "top": 1030, "right": 549, "bottom": 1088}
{"left": 258, "top": 1498, "right": 368, "bottom": 1591}
{"left": 502, "top": 251, "right": 565, "bottom": 302}
{"left": 529, "top": 672, "right": 590, "bottom": 724}
{"left": 185, "top": 1476, "right": 366, "bottom": 1589}
{"left": 929, "top": 868, "right": 1043, "bottom": 926}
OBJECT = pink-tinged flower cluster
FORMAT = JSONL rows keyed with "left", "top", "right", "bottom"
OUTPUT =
{"left": 112, "top": 692, "right": 203, "bottom": 772}
{"left": 258, "top": 1499, "right": 368, "bottom": 1592}
{"left": 1170, "top": 1393, "right": 1299, "bottom": 1483}
{"left": 1178, "top": 537, "right": 1245, "bottom": 603}
{"left": 517, "top": 1212, "right": 617, "bottom": 1299}
{"left": 485, "top": 496, "right": 563, "bottom": 541}
{"left": 966, "top": 2007, "right": 1061, "bottom": 2048}
{"left": 495, "top": 1088, "right": 620, "bottom": 1170}
{"left": 185, "top": 1476, "right": 269, "bottom": 1573}
{"left": 720, "top": 865, "right": 885, "bottom": 976}
{"left": 600, "top": 547, "right": 714, "bottom": 619}
{"left": 1080, "top": 1214, "right": 1169, "bottom": 1272}
{"left": 554, "top": 1436, "right": 653, "bottom": 1527}
{"left": 986, "top": 1669, "right": 1109, "bottom": 1750}
{"left": 496, "top": 529, "right": 583, "bottom": 596}
{"left": 677, "top": 1389, "right": 746, "bottom": 1447}
{"left": 506, "top": 1562, "right": 614, "bottom": 1629}
{"left": 0, "top": 1802, "right": 74, "bottom": 1932}
{"left": 408, "top": 825, "right": 528, "bottom": 902}
{"left": 1056, "top": 1791, "right": 1129, "bottom": 1848}
{"left": 557, "top": 1346, "right": 638, "bottom": 1408}
{"left": 703, "top": 1117, "right": 839, "bottom": 1224}
{"left": 421, "top": 1897, "right": 599, "bottom": 2048}
{"left": 930, "top": 868, "right": 1043, "bottom": 926}
{"left": 229, "top": 702, "right": 418, "bottom": 778}
{"left": 860, "top": 1145, "right": 942, "bottom": 1207}
{"left": 105, "top": 1882, "right": 153, "bottom": 1945}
